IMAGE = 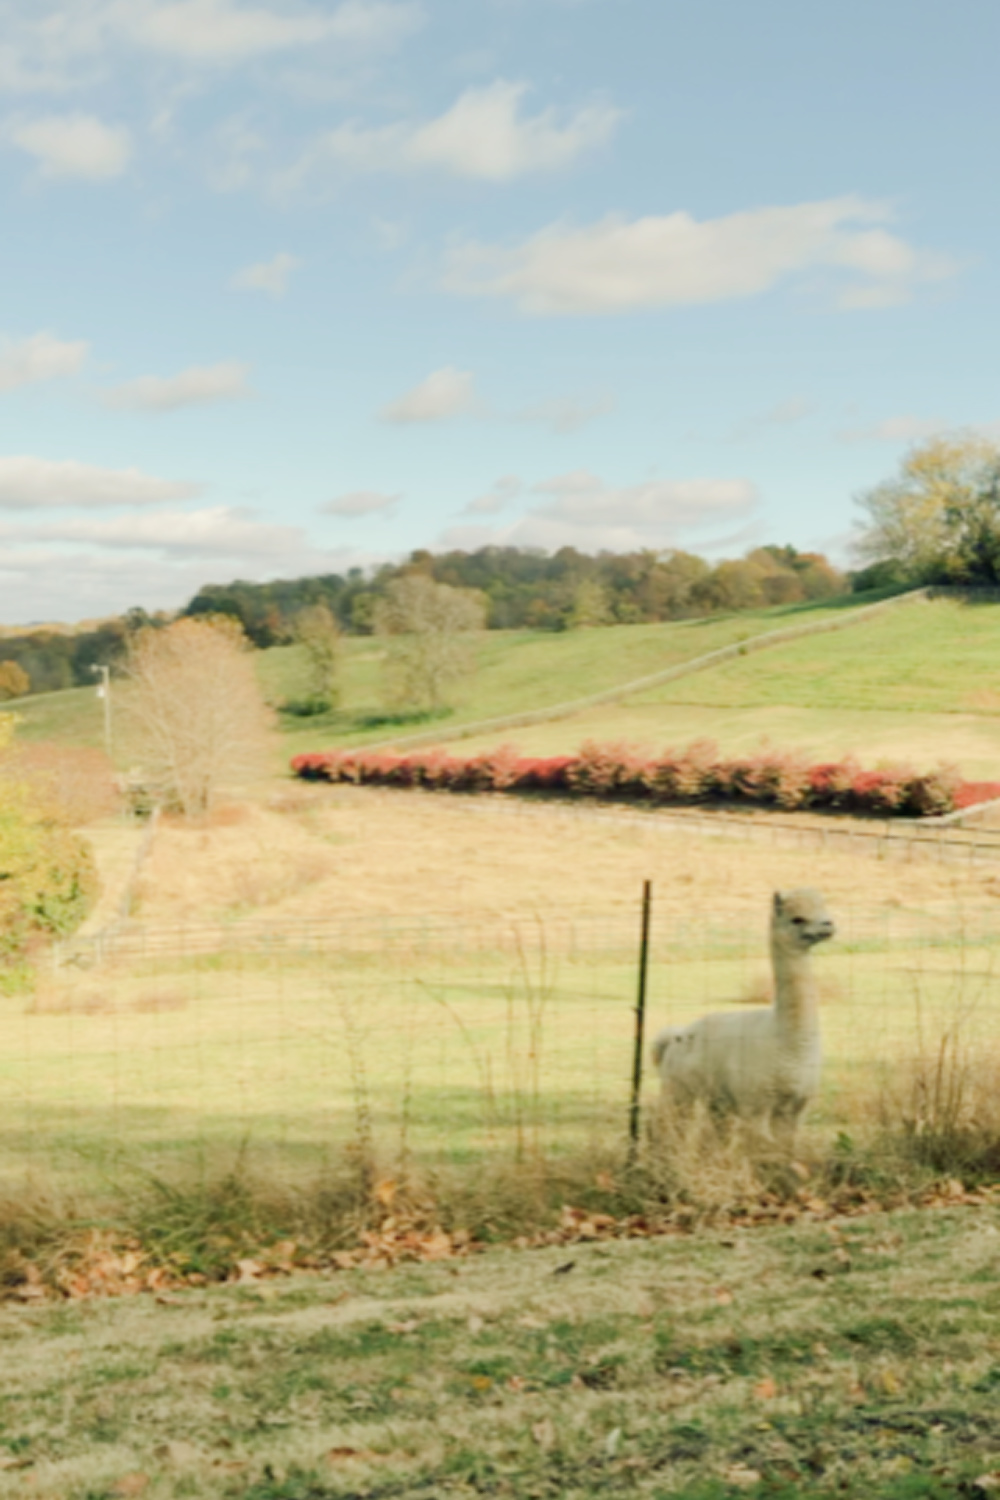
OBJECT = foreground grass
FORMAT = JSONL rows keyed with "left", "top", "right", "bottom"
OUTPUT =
{"left": 1, "top": 1202, "right": 999, "bottom": 1498}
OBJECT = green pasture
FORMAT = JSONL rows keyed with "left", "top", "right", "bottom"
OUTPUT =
{"left": 0, "top": 685, "right": 103, "bottom": 748}
{"left": 445, "top": 596, "right": 1000, "bottom": 776}
{"left": 6, "top": 903, "right": 998, "bottom": 1198}
{"left": 265, "top": 596, "right": 862, "bottom": 760}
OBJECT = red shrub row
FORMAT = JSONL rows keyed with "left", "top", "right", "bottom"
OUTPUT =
{"left": 291, "top": 741, "right": 998, "bottom": 818}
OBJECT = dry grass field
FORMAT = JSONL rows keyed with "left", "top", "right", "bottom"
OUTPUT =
{"left": 7, "top": 788, "right": 999, "bottom": 1209}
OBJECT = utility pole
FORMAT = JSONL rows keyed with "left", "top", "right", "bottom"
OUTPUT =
{"left": 92, "top": 664, "right": 113, "bottom": 759}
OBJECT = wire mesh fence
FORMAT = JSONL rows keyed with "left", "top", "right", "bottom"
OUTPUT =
{"left": 1, "top": 895, "right": 997, "bottom": 1196}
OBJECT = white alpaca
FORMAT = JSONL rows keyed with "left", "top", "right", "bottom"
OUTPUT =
{"left": 651, "top": 889, "right": 835, "bottom": 1148}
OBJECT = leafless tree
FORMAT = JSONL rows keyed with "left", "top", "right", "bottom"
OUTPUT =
{"left": 375, "top": 574, "right": 487, "bottom": 712}
{"left": 122, "top": 616, "right": 274, "bottom": 817}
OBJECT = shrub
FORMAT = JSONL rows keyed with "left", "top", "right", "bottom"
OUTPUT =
{"left": 0, "top": 784, "right": 97, "bottom": 983}
{"left": 290, "top": 742, "right": 983, "bottom": 818}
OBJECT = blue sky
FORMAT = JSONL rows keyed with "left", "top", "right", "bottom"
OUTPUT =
{"left": 0, "top": 0, "right": 996, "bottom": 623}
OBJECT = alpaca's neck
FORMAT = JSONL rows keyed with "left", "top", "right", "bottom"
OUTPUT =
{"left": 771, "top": 936, "right": 818, "bottom": 1033}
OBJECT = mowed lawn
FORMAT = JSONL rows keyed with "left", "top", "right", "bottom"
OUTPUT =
{"left": 1, "top": 1202, "right": 999, "bottom": 1498}
{"left": 8, "top": 788, "right": 1000, "bottom": 1199}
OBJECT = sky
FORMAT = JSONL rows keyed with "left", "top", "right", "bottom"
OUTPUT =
{"left": 0, "top": 0, "right": 998, "bottom": 625}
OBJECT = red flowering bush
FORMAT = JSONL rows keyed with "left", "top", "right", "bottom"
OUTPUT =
{"left": 291, "top": 742, "right": 995, "bottom": 818}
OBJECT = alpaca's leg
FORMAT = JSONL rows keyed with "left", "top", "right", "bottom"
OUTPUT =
{"left": 768, "top": 1097, "right": 807, "bottom": 1156}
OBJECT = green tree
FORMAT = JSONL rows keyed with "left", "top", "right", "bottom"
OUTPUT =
{"left": 293, "top": 603, "right": 341, "bottom": 713}
{"left": 0, "top": 721, "right": 97, "bottom": 983}
{"left": 854, "top": 434, "right": 1000, "bottom": 585}
{"left": 375, "top": 575, "right": 487, "bottom": 713}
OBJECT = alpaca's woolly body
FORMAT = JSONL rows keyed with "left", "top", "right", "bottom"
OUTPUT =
{"left": 651, "top": 888, "right": 835, "bottom": 1143}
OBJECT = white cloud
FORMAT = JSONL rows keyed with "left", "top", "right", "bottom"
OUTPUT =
{"left": 9, "top": 113, "right": 132, "bottom": 178}
{"left": 0, "top": 332, "right": 88, "bottom": 391}
{"left": 19, "top": 504, "right": 301, "bottom": 555}
{"left": 440, "top": 469, "right": 758, "bottom": 554}
{"left": 321, "top": 489, "right": 400, "bottom": 516}
{"left": 837, "top": 414, "right": 945, "bottom": 444}
{"left": 128, "top": 0, "right": 422, "bottom": 63}
{"left": 0, "top": 456, "right": 200, "bottom": 510}
{"left": 295, "top": 79, "right": 618, "bottom": 183}
{"left": 232, "top": 251, "right": 300, "bottom": 296}
{"left": 380, "top": 366, "right": 477, "bottom": 423}
{"left": 516, "top": 393, "right": 614, "bottom": 434}
{"left": 101, "top": 360, "right": 253, "bottom": 411}
{"left": 444, "top": 196, "right": 959, "bottom": 316}
{"left": 532, "top": 469, "right": 757, "bottom": 529}
{"left": 459, "top": 474, "right": 522, "bottom": 516}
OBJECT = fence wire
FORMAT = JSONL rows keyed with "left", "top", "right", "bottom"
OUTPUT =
{"left": 0, "top": 898, "right": 996, "bottom": 1194}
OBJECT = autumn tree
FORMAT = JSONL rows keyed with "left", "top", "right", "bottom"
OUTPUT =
{"left": 0, "top": 716, "right": 97, "bottom": 982}
{"left": 293, "top": 603, "right": 341, "bottom": 713}
{"left": 854, "top": 434, "right": 1000, "bottom": 586}
{"left": 0, "top": 662, "right": 30, "bottom": 701}
{"left": 375, "top": 575, "right": 487, "bottom": 712}
{"left": 122, "top": 616, "right": 274, "bottom": 818}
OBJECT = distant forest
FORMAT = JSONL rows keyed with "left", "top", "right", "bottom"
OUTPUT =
{"left": 1, "top": 543, "right": 847, "bottom": 697}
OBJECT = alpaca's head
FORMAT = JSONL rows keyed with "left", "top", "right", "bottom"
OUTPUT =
{"left": 772, "top": 888, "right": 835, "bottom": 952}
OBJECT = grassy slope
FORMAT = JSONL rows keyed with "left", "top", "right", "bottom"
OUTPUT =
{"left": 268, "top": 598, "right": 861, "bottom": 761}
{"left": 8, "top": 593, "right": 1000, "bottom": 776}
{"left": 0, "top": 686, "right": 103, "bottom": 748}
{"left": 2, "top": 1205, "right": 999, "bottom": 1499}
{"left": 445, "top": 597, "right": 1000, "bottom": 777}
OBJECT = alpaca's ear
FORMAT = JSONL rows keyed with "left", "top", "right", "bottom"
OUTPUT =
{"left": 773, "top": 891, "right": 784, "bottom": 915}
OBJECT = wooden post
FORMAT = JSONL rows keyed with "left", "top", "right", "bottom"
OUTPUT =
{"left": 628, "top": 880, "right": 653, "bottom": 1161}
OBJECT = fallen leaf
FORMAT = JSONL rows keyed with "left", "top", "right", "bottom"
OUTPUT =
{"left": 714, "top": 1287, "right": 734, "bottom": 1306}
{"left": 235, "top": 1259, "right": 263, "bottom": 1283}
{"left": 469, "top": 1374, "right": 493, "bottom": 1391}
{"left": 605, "top": 1427, "right": 622, "bottom": 1458}
{"left": 879, "top": 1369, "right": 903, "bottom": 1396}
{"left": 386, "top": 1319, "right": 419, "bottom": 1335}
{"left": 507, "top": 1375, "right": 526, "bottom": 1392}
{"left": 374, "top": 1179, "right": 397, "bottom": 1206}
{"left": 753, "top": 1376, "right": 778, "bottom": 1400}
{"left": 326, "top": 1447, "right": 374, "bottom": 1464}
{"left": 532, "top": 1418, "right": 556, "bottom": 1451}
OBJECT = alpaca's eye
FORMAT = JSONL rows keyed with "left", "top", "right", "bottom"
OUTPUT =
{"left": 791, "top": 916, "right": 806, "bottom": 925}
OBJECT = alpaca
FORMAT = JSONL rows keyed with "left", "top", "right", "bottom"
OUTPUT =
{"left": 651, "top": 889, "right": 835, "bottom": 1149}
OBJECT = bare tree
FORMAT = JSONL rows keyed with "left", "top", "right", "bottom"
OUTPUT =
{"left": 375, "top": 575, "right": 486, "bottom": 712}
{"left": 122, "top": 616, "right": 274, "bottom": 817}
{"left": 293, "top": 603, "right": 341, "bottom": 712}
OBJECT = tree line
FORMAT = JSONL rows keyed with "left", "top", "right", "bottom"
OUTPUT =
{"left": 183, "top": 542, "right": 845, "bottom": 648}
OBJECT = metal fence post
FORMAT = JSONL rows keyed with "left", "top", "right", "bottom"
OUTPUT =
{"left": 628, "top": 880, "right": 653, "bottom": 1161}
